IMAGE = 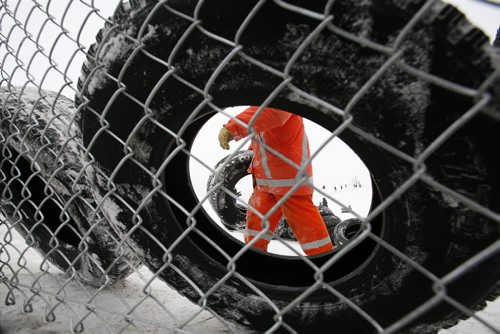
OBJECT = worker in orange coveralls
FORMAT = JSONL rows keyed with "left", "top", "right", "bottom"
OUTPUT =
{"left": 218, "top": 106, "right": 334, "bottom": 256}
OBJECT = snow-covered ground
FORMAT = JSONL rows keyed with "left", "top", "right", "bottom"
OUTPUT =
{"left": 1, "top": 224, "right": 498, "bottom": 334}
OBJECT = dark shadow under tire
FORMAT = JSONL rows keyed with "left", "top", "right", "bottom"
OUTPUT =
{"left": 0, "top": 88, "right": 137, "bottom": 286}
{"left": 77, "top": 0, "right": 500, "bottom": 332}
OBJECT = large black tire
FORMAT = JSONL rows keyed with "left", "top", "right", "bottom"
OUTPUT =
{"left": 0, "top": 88, "right": 136, "bottom": 286}
{"left": 77, "top": 1, "right": 500, "bottom": 332}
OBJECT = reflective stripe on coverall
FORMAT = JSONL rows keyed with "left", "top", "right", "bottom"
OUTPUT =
{"left": 224, "top": 106, "right": 333, "bottom": 255}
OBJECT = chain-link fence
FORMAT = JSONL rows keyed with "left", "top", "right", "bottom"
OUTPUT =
{"left": 1, "top": 0, "right": 499, "bottom": 333}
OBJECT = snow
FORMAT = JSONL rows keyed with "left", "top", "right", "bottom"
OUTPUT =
{"left": 440, "top": 301, "right": 500, "bottom": 334}
{"left": 85, "top": 32, "right": 133, "bottom": 96}
{"left": 86, "top": 24, "right": 158, "bottom": 97}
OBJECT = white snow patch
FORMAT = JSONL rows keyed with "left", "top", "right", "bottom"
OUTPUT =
{"left": 93, "top": 191, "right": 128, "bottom": 235}
{"left": 86, "top": 24, "right": 158, "bottom": 96}
{"left": 86, "top": 33, "right": 130, "bottom": 96}
{"left": 439, "top": 300, "right": 500, "bottom": 334}
{"left": 441, "top": 192, "right": 460, "bottom": 208}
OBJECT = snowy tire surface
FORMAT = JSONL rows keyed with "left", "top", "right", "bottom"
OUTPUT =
{"left": 77, "top": 1, "right": 500, "bottom": 332}
{"left": 0, "top": 88, "right": 135, "bottom": 286}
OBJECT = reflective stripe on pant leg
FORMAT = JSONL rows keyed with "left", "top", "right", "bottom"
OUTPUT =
{"left": 300, "top": 236, "right": 333, "bottom": 251}
{"left": 245, "top": 228, "right": 274, "bottom": 241}
{"left": 245, "top": 190, "right": 283, "bottom": 251}
{"left": 278, "top": 194, "right": 333, "bottom": 256}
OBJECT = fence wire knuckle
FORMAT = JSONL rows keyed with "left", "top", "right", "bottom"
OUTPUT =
{"left": 0, "top": 0, "right": 499, "bottom": 333}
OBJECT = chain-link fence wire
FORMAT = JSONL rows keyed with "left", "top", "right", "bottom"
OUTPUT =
{"left": 1, "top": 0, "right": 499, "bottom": 333}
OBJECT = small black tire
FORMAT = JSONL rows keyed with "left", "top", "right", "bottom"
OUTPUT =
{"left": 333, "top": 218, "right": 364, "bottom": 246}
{"left": 206, "top": 150, "right": 253, "bottom": 231}
{"left": 77, "top": 0, "right": 500, "bottom": 332}
{"left": 0, "top": 88, "right": 137, "bottom": 286}
{"left": 206, "top": 149, "right": 290, "bottom": 238}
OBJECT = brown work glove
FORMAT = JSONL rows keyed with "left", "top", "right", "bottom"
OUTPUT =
{"left": 218, "top": 127, "right": 233, "bottom": 150}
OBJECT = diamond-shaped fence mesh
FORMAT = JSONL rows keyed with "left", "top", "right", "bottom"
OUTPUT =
{"left": 1, "top": 0, "right": 499, "bottom": 333}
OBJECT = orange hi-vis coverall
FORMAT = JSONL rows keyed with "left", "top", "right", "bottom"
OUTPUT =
{"left": 224, "top": 106, "right": 334, "bottom": 256}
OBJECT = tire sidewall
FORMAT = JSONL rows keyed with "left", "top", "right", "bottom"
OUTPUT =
{"left": 78, "top": 0, "right": 500, "bottom": 330}
{"left": 0, "top": 89, "right": 135, "bottom": 286}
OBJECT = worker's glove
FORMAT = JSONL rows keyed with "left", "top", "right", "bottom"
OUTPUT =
{"left": 218, "top": 127, "right": 233, "bottom": 150}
